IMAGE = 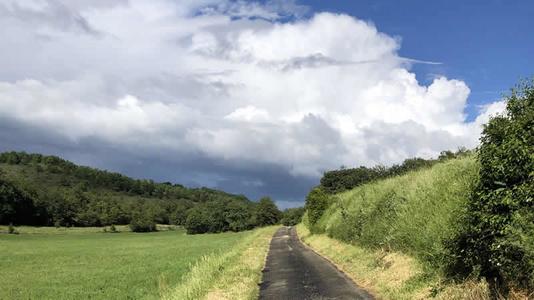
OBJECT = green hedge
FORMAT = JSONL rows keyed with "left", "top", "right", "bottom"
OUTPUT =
{"left": 447, "top": 80, "right": 534, "bottom": 291}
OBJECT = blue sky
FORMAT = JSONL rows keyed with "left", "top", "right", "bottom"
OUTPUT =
{"left": 0, "top": 0, "right": 531, "bottom": 207}
{"left": 302, "top": 0, "right": 534, "bottom": 121}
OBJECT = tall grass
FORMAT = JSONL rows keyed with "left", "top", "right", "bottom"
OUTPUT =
{"left": 164, "top": 226, "right": 278, "bottom": 300}
{"left": 315, "top": 156, "right": 479, "bottom": 272}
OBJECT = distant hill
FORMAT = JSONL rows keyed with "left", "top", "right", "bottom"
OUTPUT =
{"left": 0, "top": 151, "right": 280, "bottom": 232}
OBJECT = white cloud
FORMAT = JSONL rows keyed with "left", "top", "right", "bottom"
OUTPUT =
{"left": 0, "top": 0, "right": 505, "bottom": 181}
{"left": 225, "top": 105, "right": 271, "bottom": 122}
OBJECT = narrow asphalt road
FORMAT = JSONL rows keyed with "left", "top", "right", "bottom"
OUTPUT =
{"left": 259, "top": 227, "right": 374, "bottom": 300}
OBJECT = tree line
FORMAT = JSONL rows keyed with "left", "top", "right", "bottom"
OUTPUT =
{"left": 0, "top": 151, "right": 286, "bottom": 233}
{"left": 319, "top": 149, "right": 472, "bottom": 194}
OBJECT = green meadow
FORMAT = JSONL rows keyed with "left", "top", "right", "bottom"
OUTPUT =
{"left": 0, "top": 226, "right": 253, "bottom": 300}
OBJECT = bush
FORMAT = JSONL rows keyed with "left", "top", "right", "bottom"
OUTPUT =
{"left": 129, "top": 213, "right": 157, "bottom": 232}
{"left": 304, "top": 187, "right": 330, "bottom": 233}
{"left": 448, "top": 80, "right": 534, "bottom": 291}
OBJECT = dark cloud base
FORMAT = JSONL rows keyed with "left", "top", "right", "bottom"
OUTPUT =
{"left": 0, "top": 118, "right": 315, "bottom": 207}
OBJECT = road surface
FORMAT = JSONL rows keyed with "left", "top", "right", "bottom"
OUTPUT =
{"left": 259, "top": 226, "right": 374, "bottom": 300}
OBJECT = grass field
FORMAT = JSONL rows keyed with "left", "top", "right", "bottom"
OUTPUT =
{"left": 0, "top": 226, "right": 267, "bottom": 300}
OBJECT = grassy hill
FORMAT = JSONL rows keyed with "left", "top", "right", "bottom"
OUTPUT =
{"left": 312, "top": 156, "right": 478, "bottom": 272}
{"left": 0, "top": 151, "right": 281, "bottom": 233}
{"left": 300, "top": 156, "right": 490, "bottom": 299}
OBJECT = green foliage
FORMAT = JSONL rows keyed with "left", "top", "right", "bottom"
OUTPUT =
{"left": 0, "top": 179, "right": 36, "bottom": 225}
{"left": 281, "top": 207, "right": 305, "bottom": 226}
{"left": 254, "top": 197, "right": 282, "bottom": 226}
{"left": 448, "top": 80, "right": 534, "bottom": 291}
{"left": 184, "top": 206, "right": 212, "bottom": 234}
{"left": 309, "top": 157, "right": 478, "bottom": 271}
{"left": 170, "top": 201, "right": 192, "bottom": 225}
{"left": 224, "top": 200, "right": 253, "bottom": 232}
{"left": 0, "top": 151, "right": 268, "bottom": 234}
{"left": 129, "top": 211, "right": 157, "bottom": 232}
{"left": 320, "top": 149, "right": 471, "bottom": 194}
{"left": 304, "top": 187, "right": 330, "bottom": 233}
{"left": 184, "top": 198, "right": 260, "bottom": 234}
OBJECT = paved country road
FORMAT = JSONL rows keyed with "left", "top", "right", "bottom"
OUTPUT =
{"left": 259, "top": 227, "right": 374, "bottom": 300}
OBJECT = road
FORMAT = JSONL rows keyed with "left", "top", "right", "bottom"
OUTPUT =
{"left": 259, "top": 227, "right": 374, "bottom": 300}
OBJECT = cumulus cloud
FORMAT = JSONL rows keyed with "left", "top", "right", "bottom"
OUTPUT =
{"left": 0, "top": 0, "right": 505, "bottom": 204}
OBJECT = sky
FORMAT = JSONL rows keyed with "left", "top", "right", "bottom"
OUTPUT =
{"left": 0, "top": 0, "right": 532, "bottom": 208}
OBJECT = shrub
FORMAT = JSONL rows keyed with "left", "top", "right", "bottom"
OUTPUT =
{"left": 304, "top": 187, "right": 330, "bottom": 233}
{"left": 129, "top": 213, "right": 157, "bottom": 232}
{"left": 448, "top": 80, "right": 534, "bottom": 291}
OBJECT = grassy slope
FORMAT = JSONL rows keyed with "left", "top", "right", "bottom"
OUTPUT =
{"left": 0, "top": 227, "right": 257, "bottom": 300}
{"left": 300, "top": 156, "right": 500, "bottom": 299}
{"left": 316, "top": 156, "right": 479, "bottom": 271}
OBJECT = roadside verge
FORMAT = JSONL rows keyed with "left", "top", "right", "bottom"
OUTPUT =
{"left": 163, "top": 226, "right": 278, "bottom": 300}
{"left": 296, "top": 224, "right": 493, "bottom": 300}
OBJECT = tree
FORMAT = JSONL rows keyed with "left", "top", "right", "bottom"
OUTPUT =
{"left": 184, "top": 206, "right": 211, "bottom": 234}
{"left": 305, "top": 187, "right": 329, "bottom": 230}
{"left": 129, "top": 210, "right": 157, "bottom": 232}
{"left": 281, "top": 207, "right": 305, "bottom": 226}
{"left": 0, "top": 179, "right": 36, "bottom": 225}
{"left": 224, "top": 200, "right": 252, "bottom": 231}
{"left": 255, "top": 197, "right": 281, "bottom": 226}
{"left": 170, "top": 201, "right": 191, "bottom": 226}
